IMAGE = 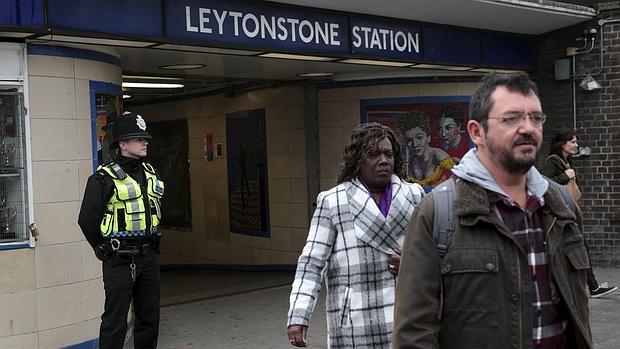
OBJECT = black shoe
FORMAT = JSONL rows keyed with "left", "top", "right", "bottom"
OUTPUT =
{"left": 590, "top": 285, "right": 618, "bottom": 298}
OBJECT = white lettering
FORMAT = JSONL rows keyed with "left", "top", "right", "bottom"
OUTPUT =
{"left": 299, "top": 20, "right": 313, "bottom": 43}
{"left": 370, "top": 29, "right": 381, "bottom": 49}
{"left": 379, "top": 29, "right": 389, "bottom": 50}
{"left": 261, "top": 15, "right": 276, "bottom": 39}
{"left": 394, "top": 31, "right": 407, "bottom": 51}
{"left": 352, "top": 26, "right": 361, "bottom": 47}
{"left": 229, "top": 11, "right": 242, "bottom": 36}
{"left": 242, "top": 13, "right": 259, "bottom": 38}
{"left": 409, "top": 32, "right": 419, "bottom": 53}
{"left": 277, "top": 17, "right": 288, "bottom": 40}
{"left": 198, "top": 8, "right": 212, "bottom": 34}
{"left": 315, "top": 22, "right": 328, "bottom": 44}
{"left": 185, "top": 6, "right": 198, "bottom": 32}
{"left": 330, "top": 23, "right": 340, "bottom": 45}
{"left": 287, "top": 18, "right": 299, "bottom": 41}
{"left": 213, "top": 9, "right": 227, "bottom": 35}
{"left": 361, "top": 27, "right": 371, "bottom": 48}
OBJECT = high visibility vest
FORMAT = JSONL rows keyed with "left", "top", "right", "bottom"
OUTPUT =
{"left": 99, "top": 162, "right": 164, "bottom": 238}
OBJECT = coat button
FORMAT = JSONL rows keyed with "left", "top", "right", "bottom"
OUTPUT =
{"left": 442, "top": 264, "right": 452, "bottom": 273}
{"left": 486, "top": 262, "right": 496, "bottom": 271}
{"left": 511, "top": 293, "right": 519, "bottom": 302}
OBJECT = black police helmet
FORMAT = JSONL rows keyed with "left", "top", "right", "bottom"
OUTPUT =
{"left": 110, "top": 111, "right": 152, "bottom": 147}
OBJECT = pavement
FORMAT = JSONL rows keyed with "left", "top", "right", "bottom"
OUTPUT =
{"left": 123, "top": 268, "right": 620, "bottom": 349}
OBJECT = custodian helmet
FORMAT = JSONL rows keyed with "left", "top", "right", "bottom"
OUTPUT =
{"left": 110, "top": 111, "right": 152, "bottom": 147}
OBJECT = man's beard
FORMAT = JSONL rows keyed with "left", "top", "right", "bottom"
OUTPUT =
{"left": 488, "top": 134, "right": 539, "bottom": 174}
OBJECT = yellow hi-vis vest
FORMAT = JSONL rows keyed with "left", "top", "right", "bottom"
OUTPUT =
{"left": 99, "top": 162, "right": 164, "bottom": 238}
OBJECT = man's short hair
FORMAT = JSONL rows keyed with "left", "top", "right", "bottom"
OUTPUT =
{"left": 470, "top": 72, "right": 539, "bottom": 129}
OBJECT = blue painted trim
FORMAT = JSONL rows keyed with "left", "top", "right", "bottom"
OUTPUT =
{"left": 0, "top": 243, "right": 30, "bottom": 250}
{"left": 27, "top": 44, "right": 121, "bottom": 67}
{"left": 61, "top": 338, "right": 99, "bottom": 349}
{"left": 89, "top": 81, "right": 122, "bottom": 171}
{"left": 160, "top": 264, "right": 297, "bottom": 272}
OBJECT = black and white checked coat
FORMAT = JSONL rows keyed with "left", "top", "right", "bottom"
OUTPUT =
{"left": 287, "top": 175, "right": 424, "bottom": 348}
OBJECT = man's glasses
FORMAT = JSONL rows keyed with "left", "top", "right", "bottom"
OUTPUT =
{"left": 487, "top": 112, "right": 546, "bottom": 128}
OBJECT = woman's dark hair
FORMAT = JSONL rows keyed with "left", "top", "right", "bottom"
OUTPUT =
{"left": 337, "top": 123, "right": 405, "bottom": 184}
{"left": 549, "top": 128, "right": 577, "bottom": 159}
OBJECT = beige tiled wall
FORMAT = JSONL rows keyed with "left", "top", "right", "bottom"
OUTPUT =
{"left": 132, "top": 85, "right": 309, "bottom": 266}
{"left": 0, "top": 50, "right": 120, "bottom": 347}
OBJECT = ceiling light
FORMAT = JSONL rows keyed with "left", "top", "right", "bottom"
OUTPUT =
{"left": 412, "top": 64, "right": 472, "bottom": 71}
{"left": 469, "top": 68, "right": 523, "bottom": 73}
{"left": 123, "top": 94, "right": 132, "bottom": 99}
{"left": 259, "top": 53, "right": 337, "bottom": 62}
{"left": 338, "top": 59, "right": 412, "bottom": 67}
{"left": 297, "top": 72, "right": 336, "bottom": 77}
{"left": 35, "top": 35, "right": 154, "bottom": 47}
{"left": 156, "top": 44, "right": 261, "bottom": 56}
{"left": 122, "top": 75, "right": 183, "bottom": 81}
{"left": 159, "top": 64, "right": 205, "bottom": 70}
{"left": 122, "top": 82, "right": 185, "bottom": 89}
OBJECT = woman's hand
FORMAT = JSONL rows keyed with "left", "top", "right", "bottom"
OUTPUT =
{"left": 287, "top": 325, "right": 308, "bottom": 347}
{"left": 565, "top": 168, "right": 576, "bottom": 179}
{"left": 389, "top": 248, "right": 401, "bottom": 275}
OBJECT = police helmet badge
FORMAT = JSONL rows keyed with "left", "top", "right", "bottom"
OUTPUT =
{"left": 136, "top": 114, "right": 147, "bottom": 131}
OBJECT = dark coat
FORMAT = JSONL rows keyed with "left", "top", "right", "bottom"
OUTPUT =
{"left": 393, "top": 179, "right": 593, "bottom": 349}
{"left": 542, "top": 154, "right": 572, "bottom": 185}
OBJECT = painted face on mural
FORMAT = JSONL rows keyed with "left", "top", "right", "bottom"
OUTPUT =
{"left": 438, "top": 116, "right": 461, "bottom": 148}
{"left": 405, "top": 127, "right": 430, "bottom": 157}
{"left": 359, "top": 137, "right": 394, "bottom": 189}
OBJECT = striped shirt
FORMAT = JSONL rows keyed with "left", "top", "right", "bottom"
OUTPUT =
{"left": 489, "top": 191, "right": 568, "bottom": 349}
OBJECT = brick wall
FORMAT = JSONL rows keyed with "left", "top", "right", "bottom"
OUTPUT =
{"left": 536, "top": 4, "right": 620, "bottom": 266}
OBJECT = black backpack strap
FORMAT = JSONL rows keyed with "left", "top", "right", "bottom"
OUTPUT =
{"left": 432, "top": 177, "right": 456, "bottom": 258}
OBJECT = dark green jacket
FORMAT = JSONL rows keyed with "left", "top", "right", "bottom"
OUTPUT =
{"left": 394, "top": 179, "right": 592, "bottom": 349}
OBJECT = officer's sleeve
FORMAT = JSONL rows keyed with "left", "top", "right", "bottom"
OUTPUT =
{"left": 78, "top": 172, "right": 111, "bottom": 249}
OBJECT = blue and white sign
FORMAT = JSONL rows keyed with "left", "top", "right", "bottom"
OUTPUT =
{"left": 350, "top": 18, "right": 422, "bottom": 60}
{"left": 166, "top": 0, "right": 350, "bottom": 54}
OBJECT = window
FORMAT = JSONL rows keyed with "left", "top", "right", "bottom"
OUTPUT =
{"left": 0, "top": 87, "right": 29, "bottom": 245}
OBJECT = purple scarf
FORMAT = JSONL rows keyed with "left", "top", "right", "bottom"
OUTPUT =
{"left": 359, "top": 177, "right": 393, "bottom": 217}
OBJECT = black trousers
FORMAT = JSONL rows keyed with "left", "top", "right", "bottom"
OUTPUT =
{"left": 100, "top": 249, "right": 160, "bottom": 349}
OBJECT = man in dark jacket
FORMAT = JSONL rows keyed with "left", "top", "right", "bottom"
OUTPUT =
{"left": 78, "top": 112, "right": 164, "bottom": 349}
{"left": 393, "top": 73, "right": 592, "bottom": 349}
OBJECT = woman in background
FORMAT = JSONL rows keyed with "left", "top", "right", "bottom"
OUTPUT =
{"left": 542, "top": 128, "right": 617, "bottom": 298}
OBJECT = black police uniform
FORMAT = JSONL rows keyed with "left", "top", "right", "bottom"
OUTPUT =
{"left": 78, "top": 113, "right": 162, "bottom": 349}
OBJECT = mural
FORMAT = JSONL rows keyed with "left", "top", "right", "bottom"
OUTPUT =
{"left": 360, "top": 96, "right": 471, "bottom": 191}
{"left": 226, "top": 109, "right": 270, "bottom": 237}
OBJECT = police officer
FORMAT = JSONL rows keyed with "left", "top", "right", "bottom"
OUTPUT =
{"left": 78, "top": 111, "right": 164, "bottom": 349}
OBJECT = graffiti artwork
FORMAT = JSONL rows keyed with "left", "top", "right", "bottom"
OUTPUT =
{"left": 360, "top": 96, "right": 471, "bottom": 191}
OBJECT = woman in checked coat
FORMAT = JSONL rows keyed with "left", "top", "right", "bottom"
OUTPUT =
{"left": 286, "top": 123, "right": 425, "bottom": 348}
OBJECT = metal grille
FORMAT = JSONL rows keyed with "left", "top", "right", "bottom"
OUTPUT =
{"left": 0, "top": 89, "right": 28, "bottom": 242}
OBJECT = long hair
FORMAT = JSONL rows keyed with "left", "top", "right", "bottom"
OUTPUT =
{"left": 337, "top": 123, "right": 405, "bottom": 184}
{"left": 549, "top": 128, "right": 577, "bottom": 162}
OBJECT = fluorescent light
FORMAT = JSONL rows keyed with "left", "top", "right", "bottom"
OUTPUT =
{"left": 35, "top": 35, "right": 154, "bottom": 47}
{"left": 259, "top": 53, "right": 337, "bottom": 62}
{"left": 122, "top": 82, "right": 184, "bottom": 89}
{"left": 123, "top": 95, "right": 132, "bottom": 99}
{"left": 412, "top": 64, "right": 472, "bottom": 71}
{"left": 0, "top": 32, "right": 33, "bottom": 38}
{"left": 122, "top": 75, "right": 183, "bottom": 81}
{"left": 338, "top": 59, "right": 412, "bottom": 67}
{"left": 297, "top": 72, "right": 335, "bottom": 77}
{"left": 469, "top": 68, "right": 523, "bottom": 73}
{"left": 159, "top": 64, "right": 205, "bottom": 70}
{"left": 156, "top": 44, "right": 261, "bottom": 56}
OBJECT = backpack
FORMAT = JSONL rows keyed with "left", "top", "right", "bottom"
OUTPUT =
{"left": 432, "top": 176, "right": 577, "bottom": 258}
